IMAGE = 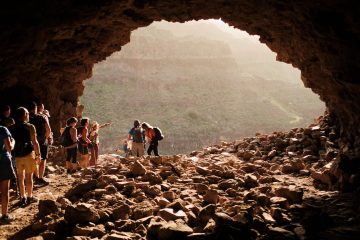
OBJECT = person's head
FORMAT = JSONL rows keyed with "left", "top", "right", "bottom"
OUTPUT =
{"left": 37, "top": 103, "right": 44, "bottom": 113}
{"left": 66, "top": 117, "right": 78, "bottom": 127}
{"left": 28, "top": 101, "right": 37, "bottom": 113}
{"left": 15, "top": 107, "right": 29, "bottom": 122}
{"left": 80, "top": 118, "right": 89, "bottom": 127}
{"left": 134, "top": 120, "right": 140, "bottom": 128}
{"left": 141, "top": 122, "right": 152, "bottom": 130}
{"left": 1, "top": 105, "right": 11, "bottom": 117}
{"left": 91, "top": 121, "right": 99, "bottom": 131}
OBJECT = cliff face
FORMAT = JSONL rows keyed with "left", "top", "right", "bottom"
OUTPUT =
{"left": 0, "top": 1, "right": 359, "bottom": 184}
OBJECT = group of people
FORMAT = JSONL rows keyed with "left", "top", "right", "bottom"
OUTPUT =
{"left": 0, "top": 102, "right": 164, "bottom": 225}
{"left": 0, "top": 103, "right": 52, "bottom": 224}
{"left": 125, "top": 120, "right": 163, "bottom": 157}
{"left": 60, "top": 117, "right": 110, "bottom": 173}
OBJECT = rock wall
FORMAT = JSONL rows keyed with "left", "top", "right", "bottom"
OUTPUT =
{"left": 0, "top": 1, "right": 359, "bottom": 148}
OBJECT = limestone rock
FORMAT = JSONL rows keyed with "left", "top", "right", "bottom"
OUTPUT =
{"left": 130, "top": 161, "right": 146, "bottom": 176}
{"left": 158, "top": 208, "right": 187, "bottom": 221}
{"left": 275, "top": 186, "right": 303, "bottom": 204}
{"left": 64, "top": 203, "right": 100, "bottom": 224}
{"left": 203, "top": 189, "right": 219, "bottom": 204}
{"left": 244, "top": 174, "right": 259, "bottom": 188}
{"left": 65, "top": 179, "right": 98, "bottom": 198}
{"left": 38, "top": 199, "right": 60, "bottom": 218}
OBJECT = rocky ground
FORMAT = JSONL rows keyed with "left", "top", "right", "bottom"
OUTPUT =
{"left": 1, "top": 114, "right": 360, "bottom": 240}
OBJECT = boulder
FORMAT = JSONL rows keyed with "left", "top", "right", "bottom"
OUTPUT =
{"left": 196, "top": 184, "right": 209, "bottom": 194}
{"left": 64, "top": 203, "right": 100, "bottom": 224}
{"left": 113, "top": 204, "right": 131, "bottom": 220}
{"left": 158, "top": 208, "right": 187, "bottom": 221}
{"left": 275, "top": 186, "right": 303, "bottom": 204}
{"left": 130, "top": 161, "right": 146, "bottom": 176}
{"left": 65, "top": 179, "right": 98, "bottom": 198}
{"left": 244, "top": 174, "right": 259, "bottom": 188}
{"left": 38, "top": 199, "right": 60, "bottom": 218}
{"left": 203, "top": 189, "right": 219, "bottom": 204}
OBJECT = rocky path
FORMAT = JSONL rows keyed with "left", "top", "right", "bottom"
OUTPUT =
{"left": 1, "top": 114, "right": 360, "bottom": 239}
{"left": 0, "top": 168, "right": 75, "bottom": 240}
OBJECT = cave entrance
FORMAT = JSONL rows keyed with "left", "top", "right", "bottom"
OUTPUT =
{"left": 80, "top": 20, "right": 325, "bottom": 155}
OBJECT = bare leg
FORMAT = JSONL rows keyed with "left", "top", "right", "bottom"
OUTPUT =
{"left": 17, "top": 170, "right": 25, "bottom": 198}
{"left": 39, "top": 160, "right": 46, "bottom": 178}
{"left": 1, "top": 180, "right": 10, "bottom": 215}
{"left": 25, "top": 172, "right": 34, "bottom": 198}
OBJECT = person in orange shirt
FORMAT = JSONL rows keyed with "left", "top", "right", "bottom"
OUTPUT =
{"left": 141, "top": 122, "right": 159, "bottom": 156}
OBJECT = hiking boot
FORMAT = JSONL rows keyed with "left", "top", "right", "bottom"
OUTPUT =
{"left": 27, "top": 196, "right": 38, "bottom": 204}
{"left": 0, "top": 215, "right": 12, "bottom": 224}
{"left": 34, "top": 176, "right": 42, "bottom": 185}
{"left": 19, "top": 197, "right": 27, "bottom": 206}
{"left": 37, "top": 178, "right": 49, "bottom": 186}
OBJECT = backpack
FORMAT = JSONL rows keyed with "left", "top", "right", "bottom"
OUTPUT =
{"left": 30, "top": 113, "right": 47, "bottom": 144}
{"left": 60, "top": 127, "right": 73, "bottom": 147}
{"left": 10, "top": 123, "right": 34, "bottom": 157}
{"left": 133, "top": 127, "right": 144, "bottom": 143}
{"left": 153, "top": 127, "right": 164, "bottom": 141}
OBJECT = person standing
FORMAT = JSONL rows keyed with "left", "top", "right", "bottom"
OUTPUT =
{"left": 61, "top": 117, "right": 78, "bottom": 173}
{"left": 77, "top": 118, "right": 91, "bottom": 169}
{"left": 88, "top": 121, "right": 110, "bottom": 166}
{"left": 10, "top": 107, "right": 41, "bottom": 205}
{"left": 29, "top": 102, "right": 52, "bottom": 185}
{"left": 141, "top": 122, "right": 159, "bottom": 156}
{"left": 0, "top": 105, "right": 17, "bottom": 196}
{"left": 128, "top": 120, "right": 145, "bottom": 157}
{"left": 0, "top": 105, "right": 15, "bottom": 128}
{"left": 0, "top": 125, "right": 16, "bottom": 224}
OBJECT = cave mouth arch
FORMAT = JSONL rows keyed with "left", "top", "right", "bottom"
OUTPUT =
{"left": 80, "top": 19, "right": 325, "bottom": 155}
{"left": 0, "top": 1, "right": 358, "bottom": 162}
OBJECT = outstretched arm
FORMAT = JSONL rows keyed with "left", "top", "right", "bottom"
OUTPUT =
{"left": 99, "top": 123, "right": 111, "bottom": 129}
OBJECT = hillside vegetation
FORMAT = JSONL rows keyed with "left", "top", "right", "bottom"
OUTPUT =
{"left": 80, "top": 20, "right": 325, "bottom": 154}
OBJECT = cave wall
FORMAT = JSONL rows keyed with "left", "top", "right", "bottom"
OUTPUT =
{"left": 0, "top": 0, "right": 359, "bottom": 149}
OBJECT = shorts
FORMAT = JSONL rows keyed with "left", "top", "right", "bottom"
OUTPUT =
{"left": 39, "top": 142, "right": 49, "bottom": 160}
{"left": 0, "top": 154, "right": 16, "bottom": 180}
{"left": 78, "top": 143, "right": 89, "bottom": 155}
{"left": 16, "top": 151, "right": 37, "bottom": 175}
{"left": 66, "top": 147, "right": 77, "bottom": 163}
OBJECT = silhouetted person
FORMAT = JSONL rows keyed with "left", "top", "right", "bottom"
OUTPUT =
{"left": 128, "top": 120, "right": 145, "bottom": 157}
{"left": 28, "top": 102, "right": 51, "bottom": 185}
{"left": 10, "top": 107, "right": 41, "bottom": 205}
{"left": 0, "top": 105, "right": 15, "bottom": 128}
{"left": 0, "top": 125, "right": 16, "bottom": 224}
{"left": 141, "top": 122, "right": 159, "bottom": 156}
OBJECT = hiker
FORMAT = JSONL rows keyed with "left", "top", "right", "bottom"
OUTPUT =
{"left": 123, "top": 139, "right": 130, "bottom": 158}
{"left": 128, "top": 120, "right": 145, "bottom": 157}
{"left": 10, "top": 107, "right": 41, "bottom": 205}
{"left": 88, "top": 121, "right": 110, "bottom": 166}
{"left": 61, "top": 117, "right": 78, "bottom": 173}
{"left": 141, "top": 122, "right": 160, "bottom": 156}
{"left": 29, "top": 102, "right": 52, "bottom": 185}
{"left": 0, "top": 125, "right": 16, "bottom": 224}
{"left": 0, "top": 105, "right": 17, "bottom": 195}
{"left": 0, "top": 105, "right": 15, "bottom": 128}
{"left": 37, "top": 103, "right": 50, "bottom": 121}
{"left": 77, "top": 118, "right": 91, "bottom": 169}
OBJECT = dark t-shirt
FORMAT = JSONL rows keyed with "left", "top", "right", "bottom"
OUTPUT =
{"left": 0, "top": 126, "right": 12, "bottom": 159}
{"left": 29, "top": 113, "right": 47, "bottom": 144}
{"left": 129, "top": 127, "right": 144, "bottom": 143}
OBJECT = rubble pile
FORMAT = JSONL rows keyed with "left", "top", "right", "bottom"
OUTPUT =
{"left": 29, "top": 115, "right": 360, "bottom": 239}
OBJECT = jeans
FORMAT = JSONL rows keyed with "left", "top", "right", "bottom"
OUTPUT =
{"left": 147, "top": 140, "right": 159, "bottom": 156}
